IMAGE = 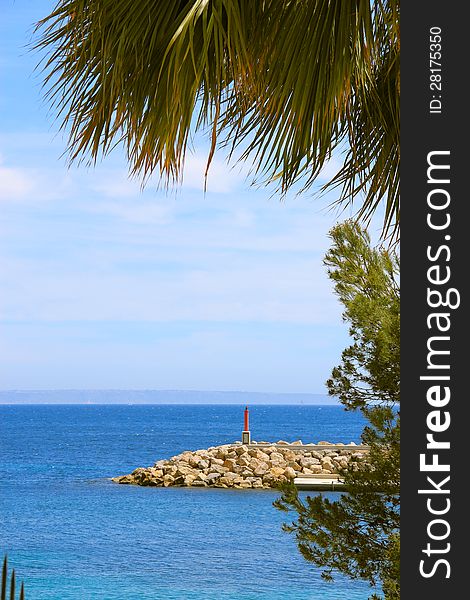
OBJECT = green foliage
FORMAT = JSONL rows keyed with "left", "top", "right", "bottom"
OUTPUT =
{"left": 1, "top": 557, "right": 25, "bottom": 600}
{"left": 377, "top": 534, "right": 400, "bottom": 600}
{"left": 324, "top": 221, "right": 400, "bottom": 410}
{"left": 35, "top": 1, "right": 400, "bottom": 237}
{"left": 274, "top": 222, "right": 400, "bottom": 599}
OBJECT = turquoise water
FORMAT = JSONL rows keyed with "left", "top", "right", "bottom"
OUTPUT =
{"left": 1, "top": 404, "right": 374, "bottom": 599}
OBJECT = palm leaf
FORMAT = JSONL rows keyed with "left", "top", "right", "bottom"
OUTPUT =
{"left": 1, "top": 557, "right": 24, "bottom": 600}
{"left": 1, "top": 557, "right": 6, "bottom": 600}
{"left": 35, "top": 0, "right": 400, "bottom": 237}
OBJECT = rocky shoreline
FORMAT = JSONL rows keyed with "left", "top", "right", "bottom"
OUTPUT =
{"left": 112, "top": 440, "right": 368, "bottom": 489}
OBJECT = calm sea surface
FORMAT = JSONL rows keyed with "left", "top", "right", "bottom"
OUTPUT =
{"left": 1, "top": 404, "right": 374, "bottom": 599}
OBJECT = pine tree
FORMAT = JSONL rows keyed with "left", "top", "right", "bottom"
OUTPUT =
{"left": 274, "top": 221, "right": 400, "bottom": 599}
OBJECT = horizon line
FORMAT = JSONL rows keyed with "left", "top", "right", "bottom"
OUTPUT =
{"left": 0, "top": 402, "right": 341, "bottom": 406}
{"left": 0, "top": 388, "right": 329, "bottom": 394}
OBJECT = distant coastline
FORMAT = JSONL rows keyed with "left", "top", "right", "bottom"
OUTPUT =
{"left": 0, "top": 389, "right": 339, "bottom": 405}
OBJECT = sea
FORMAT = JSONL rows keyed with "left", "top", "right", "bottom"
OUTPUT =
{"left": 1, "top": 403, "right": 375, "bottom": 599}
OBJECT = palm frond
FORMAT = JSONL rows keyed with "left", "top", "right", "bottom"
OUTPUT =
{"left": 35, "top": 0, "right": 400, "bottom": 237}
{"left": 1, "top": 557, "right": 24, "bottom": 600}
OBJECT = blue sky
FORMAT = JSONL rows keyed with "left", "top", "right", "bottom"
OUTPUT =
{"left": 0, "top": 2, "right": 381, "bottom": 393}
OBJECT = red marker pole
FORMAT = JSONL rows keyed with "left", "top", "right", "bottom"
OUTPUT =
{"left": 242, "top": 406, "right": 251, "bottom": 445}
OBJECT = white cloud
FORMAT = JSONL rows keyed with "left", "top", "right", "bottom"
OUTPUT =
{"left": 0, "top": 153, "right": 78, "bottom": 203}
{"left": 0, "top": 132, "right": 66, "bottom": 152}
{"left": 0, "top": 165, "right": 34, "bottom": 200}
{"left": 91, "top": 173, "right": 144, "bottom": 198}
{"left": 87, "top": 200, "right": 174, "bottom": 225}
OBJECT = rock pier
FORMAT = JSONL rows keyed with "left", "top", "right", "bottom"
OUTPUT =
{"left": 112, "top": 440, "right": 368, "bottom": 489}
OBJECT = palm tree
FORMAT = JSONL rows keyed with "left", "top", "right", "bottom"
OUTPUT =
{"left": 36, "top": 0, "right": 399, "bottom": 236}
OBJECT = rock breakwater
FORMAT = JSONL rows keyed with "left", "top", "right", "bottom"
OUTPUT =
{"left": 112, "top": 440, "right": 368, "bottom": 489}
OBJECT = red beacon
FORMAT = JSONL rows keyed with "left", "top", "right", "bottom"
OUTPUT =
{"left": 242, "top": 406, "right": 251, "bottom": 445}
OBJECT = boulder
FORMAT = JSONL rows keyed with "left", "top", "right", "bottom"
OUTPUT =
{"left": 237, "top": 481, "right": 253, "bottom": 488}
{"left": 209, "top": 464, "right": 229, "bottom": 475}
{"left": 310, "top": 451, "right": 323, "bottom": 460}
{"left": 189, "top": 455, "right": 202, "bottom": 468}
{"left": 174, "top": 465, "right": 194, "bottom": 478}
{"left": 287, "top": 461, "right": 302, "bottom": 471}
{"left": 184, "top": 474, "right": 197, "bottom": 486}
{"left": 148, "top": 468, "right": 164, "bottom": 478}
{"left": 253, "top": 461, "right": 269, "bottom": 477}
{"left": 163, "top": 465, "right": 177, "bottom": 476}
{"left": 238, "top": 455, "right": 251, "bottom": 467}
{"left": 284, "top": 467, "right": 297, "bottom": 479}
{"left": 112, "top": 474, "right": 132, "bottom": 484}
{"left": 218, "top": 476, "right": 235, "bottom": 487}
{"left": 270, "top": 466, "right": 285, "bottom": 479}
{"left": 178, "top": 451, "right": 194, "bottom": 462}
{"left": 214, "top": 447, "right": 229, "bottom": 460}
{"left": 246, "top": 477, "right": 264, "bottom": 488}
{"left": 223, "top": 458, "right": 238, "bottom": 471}
{"left": 163, "top": 474, "right": 175, "bottom": 487}
{"left": 306, "top": 464, "right": 323, "bottom": 474}
{"left": 255, "top": 450, "right": 270, "bottom": 462}
{"left": 131, "top": 467, "right": 147, "bottom": 476}
{"left": 206, "top": 473, "right": 222, "bottom": 484}
{"left": 269, "top": 452, "right": 285, "bottom": 464}
{"left": 283, "top": 450, "right": 297, "bottom": 462}
{"left": 262, "top": 474, "right": 277, "bottom": 486}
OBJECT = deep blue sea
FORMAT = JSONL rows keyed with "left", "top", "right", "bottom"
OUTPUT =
{"left": 1, "top": 404, "right": 375, "bottom": 599}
